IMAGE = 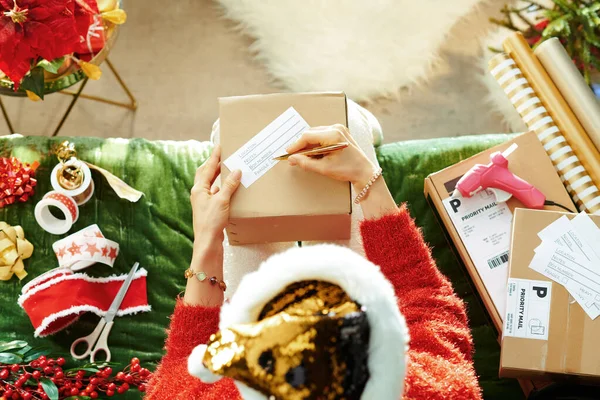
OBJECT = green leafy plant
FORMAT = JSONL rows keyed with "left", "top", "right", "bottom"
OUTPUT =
{"left": 492, "top": 0, "right": 600, "bottom": 83}
{"left": 0, "top": 340, "right": 151, "bottom": 399}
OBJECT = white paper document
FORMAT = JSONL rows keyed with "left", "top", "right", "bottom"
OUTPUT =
{"left": 442, "top": 189, "right": 513, "bottom": 317}
{"left": 504, "top": 278, "right": 551, "bottom": 341}
{"left": 529, "top": 213, "right": 600, "bottom": 319}
{"left": 223, "top": 107, "right": 310, "bottom": 188}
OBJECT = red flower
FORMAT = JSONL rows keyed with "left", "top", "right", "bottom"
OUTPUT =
{"left": 527, "top": 19, "right": 549, "bottom": 46}
{"left": 0, "top": 0, "right": 81, "bottom": 87}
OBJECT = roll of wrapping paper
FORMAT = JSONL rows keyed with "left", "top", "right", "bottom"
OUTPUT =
{"left": 535, "top": 38, "right": 600, "bottom": 151}
{"left": 496, "top": 32, "right": 600, "bottom": 212}
{"left": 489, "top": 53, "right": 600, "bottom": 213}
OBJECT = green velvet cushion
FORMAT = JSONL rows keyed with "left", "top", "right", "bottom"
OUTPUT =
{"left": 0, "top": 133, "right": 523, "bottom": 399}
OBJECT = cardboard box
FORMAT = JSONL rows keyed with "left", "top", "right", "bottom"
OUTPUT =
{"left": 501, "top": 208, "right": 600, "bottom": 381}
{"left": 220, "top": 92, "right": 352, "bottom": 245}
{"left": 424, "top": 132, "right": 575, "bottom": 331}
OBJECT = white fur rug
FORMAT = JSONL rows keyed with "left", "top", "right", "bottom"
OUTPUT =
{"left": 216, "top": 0, "right": 488, "bottom": 101}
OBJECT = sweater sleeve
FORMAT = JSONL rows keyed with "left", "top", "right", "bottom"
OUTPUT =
{"left": 360, "top": 206, "right": 482, "bottom": 400}
{"left": 144, "top": 299, "right": 241, "bottom": 400}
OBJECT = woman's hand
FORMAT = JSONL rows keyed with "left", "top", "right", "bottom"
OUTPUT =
{"left": 185, "top": 145, "right": 241, "bottom": 306}
{"left": 286, "top": 124, "right": 375, "bottom": 189}
{"left": 287, "top": 125, "right": 398, "bottom": 219}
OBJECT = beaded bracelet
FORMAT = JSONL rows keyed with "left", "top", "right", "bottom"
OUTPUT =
{"left": 354, "top": 167, "right": 383, "bottom": 204}
{"left": 184, "top": 268, "right": 227, "bottom": 291}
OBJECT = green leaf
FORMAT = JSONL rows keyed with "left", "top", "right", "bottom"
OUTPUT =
{"left": 40, "top": 377, "right": 59, "bottom": 400}
{"left": 0, "top": 340, "right": 28, "bottom": 352}
{"left": 0, "top": 352, "right": 22, "bottom": 363}
{"left": 23, "top": 348, "right": 50, "bottom": 362}
{"left": 37, "top": 57, "right": 65, "bottom": 74}
{"left": 16, "top": 345, "right": 32, "bottom": 356}
{"left": 19, "top": 66, "right": 45, "bottom": 100}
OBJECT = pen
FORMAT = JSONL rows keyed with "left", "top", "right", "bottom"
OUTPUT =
{"left": 273, "top": 142, "right": 350, "bottom": 161}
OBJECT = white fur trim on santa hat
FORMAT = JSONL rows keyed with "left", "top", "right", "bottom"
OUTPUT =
{"left": 188, "top": 244, "right": 409, "bottom": 400}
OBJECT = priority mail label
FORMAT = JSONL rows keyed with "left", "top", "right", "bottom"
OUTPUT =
{"left": 504, "top": 278, "right": 551, "bottom": 341}
{"left": 442, "top": 189, "right": 513, "bottom": 317}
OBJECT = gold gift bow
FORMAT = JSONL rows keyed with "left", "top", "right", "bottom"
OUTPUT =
{"left": 0, "top": 222, "right": 34, "bottom": 281}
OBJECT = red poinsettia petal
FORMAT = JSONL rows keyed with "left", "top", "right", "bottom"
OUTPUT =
{"left": 0, "top": 0, "right": 82, "bottom": 86}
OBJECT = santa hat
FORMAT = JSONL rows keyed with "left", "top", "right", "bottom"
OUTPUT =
{"left": 187, "top": 244, "right": 409, "bottom": 399}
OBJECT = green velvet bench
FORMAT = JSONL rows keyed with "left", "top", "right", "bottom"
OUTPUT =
{"left": 0, "top": 133, "right": 523, "bottom": 399}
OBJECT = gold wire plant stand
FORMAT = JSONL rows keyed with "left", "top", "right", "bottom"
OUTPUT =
{"left": 0, "top": 2, "right": 136, "bottom": 137}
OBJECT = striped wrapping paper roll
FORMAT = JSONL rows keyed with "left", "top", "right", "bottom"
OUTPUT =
{"left": 489, "top": 53, "right": 600, "bottom": 214}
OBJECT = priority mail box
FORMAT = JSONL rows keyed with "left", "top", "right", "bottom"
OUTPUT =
{"left": 220, "top": 92, "right": 352, "bottom": 245}
{"left": 501, "top": 209, "right": 600, "bottom": 381}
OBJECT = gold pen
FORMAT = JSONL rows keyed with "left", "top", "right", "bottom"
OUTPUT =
{"left": 273, "top": 142, "right": 350, "bottom": 161}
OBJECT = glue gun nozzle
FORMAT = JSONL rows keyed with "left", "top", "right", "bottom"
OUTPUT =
{"left": 451, "top": 189, "right": 462, "bottom": 199}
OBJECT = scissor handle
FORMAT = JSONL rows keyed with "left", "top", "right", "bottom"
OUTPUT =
{"left": 70, "top": 319, "right": 106, "bottom": 360}
{"left": 90, "top": 321, "right": 113, "bottom": 364}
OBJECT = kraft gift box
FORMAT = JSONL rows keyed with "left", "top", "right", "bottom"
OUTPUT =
{"left": 219, "top": 92, "right": 352, "bottom": 245}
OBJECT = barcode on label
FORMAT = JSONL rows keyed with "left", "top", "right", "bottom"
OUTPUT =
{"left": 487, "top": 251, "right": 509, "bottom": 269}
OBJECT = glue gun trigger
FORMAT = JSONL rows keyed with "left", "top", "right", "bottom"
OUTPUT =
{"left": 490, "top": 188, "right": 512, "bottom": 203}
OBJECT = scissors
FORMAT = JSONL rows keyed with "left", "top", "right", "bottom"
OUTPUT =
{"left": 70, "top": 262, "right": 139, "bottom": 363}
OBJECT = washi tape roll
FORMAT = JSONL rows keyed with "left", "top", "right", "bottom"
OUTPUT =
{"left": 52, "top": 224, "right": 119, "bottom": 271}
{"left": 34, "top": 191, "right": 79, "bottom": 235}
{"left": 51, "top": 159, "right": 94, "bottom": 205}
{"left": 489, "top": 53, "right": 600, "bottom": 214}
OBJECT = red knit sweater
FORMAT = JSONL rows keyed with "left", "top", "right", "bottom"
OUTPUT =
{"left": 145, "top": 208, "right": 483, "bottom": 399}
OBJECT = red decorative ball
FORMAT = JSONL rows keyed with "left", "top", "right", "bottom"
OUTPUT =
{"left": 43, "top": 366, "right": 53, "bottom": 375}
{"left": 32, "top": 370, "right": 41, "bottom": 380}
{"left": 103, "top": 367, "right": 113, "bottom": 376}
{"left": 10, "top": 364, "right": 19, "bottom": 373}
{"left": 90, "top": 377, "right": 100, "bottom": 385}
{"left": 90, "top": 391, "right": 99, "bottom": 399}
{"left": 138, "top": 384, "right": 146, "bottom": 392}
{"left": 107, "top": 383, "right": 117, "bottom": 391}
{"left": 22, "top": 392, "right": 32, "bottom": 400}
{"left": 54, "top": 371, "right": 64, "bottom": 380}
{"left": 124, "top": 374, "right": 134, "bottom": 383}
{"left": 115, "top": 372, "right": 125, "bottom": 381}
{"left": 130, "top": 357, "right": 140, "bottom": 365}
{"left": 0, "top": 369, "right": 8, "bottom": 379}
{"left": 70, "top": 387, "right": 79, "bottom": 396}
{"left": 56, "top": 357, "right": 65, "bottom": 366}
{"left": 106, "top": 389, "right": 115, "bottom": 397}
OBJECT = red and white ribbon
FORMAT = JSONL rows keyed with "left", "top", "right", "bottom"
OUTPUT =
{"left": 34, "top": 191, "right": 79, "bottom": 235}
{"left": 18, "top": 267, "right": 150, "bottom": 337}
{"left": 52, "top": 225, "right": 119, "bottom": 271}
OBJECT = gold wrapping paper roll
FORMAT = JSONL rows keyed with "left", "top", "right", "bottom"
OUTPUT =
{"left": 489, "top": 53, "right": 600, "bottom": 213}
{"left": 502, "top": 32, "right": 600, "bottom": 212}
{"left": 534, "top": 38, "right": 600, "bottom": 152}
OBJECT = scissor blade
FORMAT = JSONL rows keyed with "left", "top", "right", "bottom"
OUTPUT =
{"left": 105, "top": 262, "right": 139, "bottom": 323}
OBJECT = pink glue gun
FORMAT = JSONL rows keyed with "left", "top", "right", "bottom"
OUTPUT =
{"left": 452, "top": 143, "right": 546, "bottom": 209}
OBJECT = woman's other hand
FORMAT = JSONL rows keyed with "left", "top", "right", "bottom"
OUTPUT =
{"left": 287, "top": 125, "right": 397, "bottom": 219}
{"left": 190, "top": 145, "right": 241, "bottom": 247}
{"left": 185, "top": 145, "right": 241, "bottom": 306}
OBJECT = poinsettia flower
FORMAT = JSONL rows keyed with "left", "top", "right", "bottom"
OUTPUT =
{"left": 0, "top": 0, "right": 81, "bottom": 88}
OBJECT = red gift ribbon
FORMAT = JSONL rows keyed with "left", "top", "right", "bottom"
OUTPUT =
{"left": 0, "top": 157, "right": 39, "bottom": 208}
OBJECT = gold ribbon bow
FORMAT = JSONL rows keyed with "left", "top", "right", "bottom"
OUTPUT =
{"left": 0, "top": 222, "right": 34, "bottom": 281}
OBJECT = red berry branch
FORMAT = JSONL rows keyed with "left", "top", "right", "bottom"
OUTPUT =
{"left": 0, "top": 341, "right": 152, "bottom": 400}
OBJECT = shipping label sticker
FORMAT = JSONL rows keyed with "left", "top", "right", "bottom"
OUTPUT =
{"left": 442, "top": 189, "right": 513, "bottom": 317}
{"left": 223, "top": 107, "right": 310, "bottom": 188}
{"left": 504, "top": 278, "right": 551, "bottom": 341}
